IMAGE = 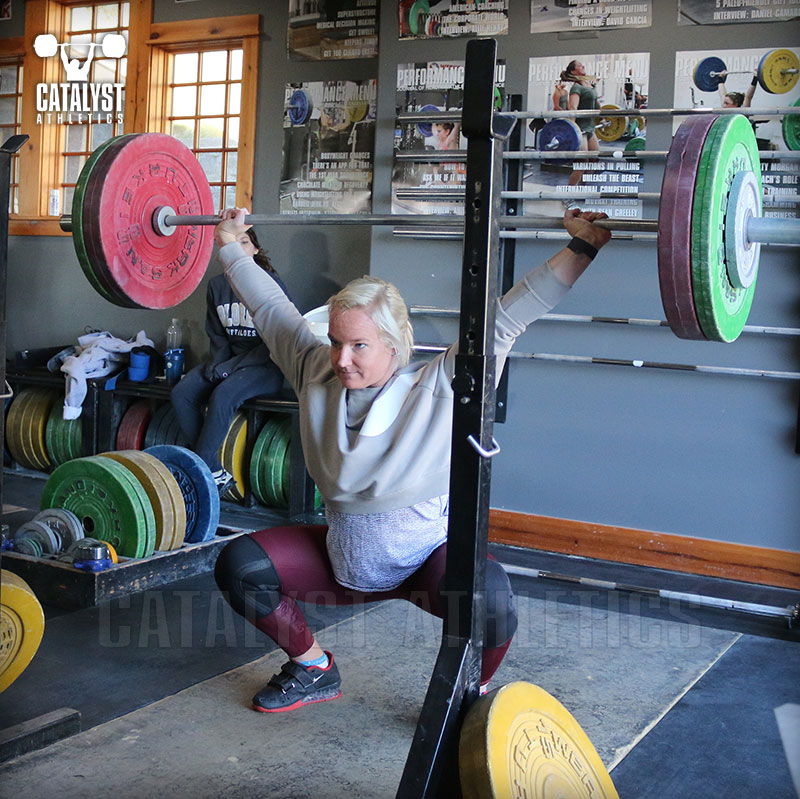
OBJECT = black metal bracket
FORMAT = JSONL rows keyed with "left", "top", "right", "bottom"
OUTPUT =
{"left": 396, "top": 39, "right": 507, "bottom": 799}
{"left": 0, "top": 134, "right": 28, "bottom": 571}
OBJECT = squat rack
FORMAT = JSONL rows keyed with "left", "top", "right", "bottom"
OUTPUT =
{"left": 396, "top": 38, "right": 510, "bottom": 799}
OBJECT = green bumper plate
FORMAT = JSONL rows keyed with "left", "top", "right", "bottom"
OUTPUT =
{"left": 691, "top": 114, "right": 761, "bottom": 343}
{"left": 250, "top": 416, "right": 288, "bottom": 507}
{"left": 45, "top": 405, "right": 82, "bottom": 466}
{"left": 782, "top": 98, "right": 800, "bottom": 151}
{"left": 265, "top": 420, "right": 291, "bottom": 509}
{"left": 41, "top": 455, "right": 156, "bottom": 558}
{"left": 72, "top": 134, "right": 140, "bottom": 305}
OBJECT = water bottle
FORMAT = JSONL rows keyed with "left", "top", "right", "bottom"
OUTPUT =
{"left": 165, "top": 318, "right": 184, "bottom": 386}
{"left": 166, "top": 318, "right": 182, "bottom": 350}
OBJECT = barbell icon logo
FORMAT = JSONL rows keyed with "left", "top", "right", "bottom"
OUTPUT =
{"left": 33, "top": 33, "right": 125, "bottom": 82}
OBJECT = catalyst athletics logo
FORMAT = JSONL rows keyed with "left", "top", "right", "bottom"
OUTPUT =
{"left": 34, "top": 32, "right": 125, "bottom": 124}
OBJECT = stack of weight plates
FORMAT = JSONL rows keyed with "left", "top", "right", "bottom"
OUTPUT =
{"left": 0, "top": 570, "right": 45, "bottom": 692}
{"left": 73, "top": 134, "right": 144, "bottom": 307}
{"left": 658, "top": 114, "right": 762, "bottom": 343}
{"left": 5, "top": 388, "right": 59, "bottom": 471}
{"left": 11, "top": 520, "right": 61, "bottom": 557}
{"left": 144, "top": 445, "right": 219, "bottom": 544}
{"left": 144, "top": 403, "right": 190, "bottom": 448}
{"left": 100, "top": 450, "right": 186, "bottom": 551}
{"left": 72, "top": 133, "right": 215, "bottom": 309}
{"left": 34, "top": 508, "right": 85, "bottom": 552}
{"left": 11, "top": 508, "right": 86, "bottom": 557}
{"left": 41, "top": 455, "right": 157, "bottom": 558}
{"left": 249, "top": 415, "right": 291, "bottom": 508}
{"left": 219, "top": 412, "right": 248, "bottom": 503}
{"left": 116, "top": 400, "right": 153, "bottom": 450}
{"left": 45, "top": 403, "right": 82, "bottom": 466}
{"left": 247, "top": 414, "right": 323, "bottom": 511}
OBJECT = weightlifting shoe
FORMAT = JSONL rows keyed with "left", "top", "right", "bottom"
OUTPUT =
{"left": 252, "top": 652, "right": 341, "bottom": 713}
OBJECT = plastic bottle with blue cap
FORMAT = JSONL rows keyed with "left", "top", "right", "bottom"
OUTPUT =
{"left": 165, "top": 318, "right": 184, "bottom": 386}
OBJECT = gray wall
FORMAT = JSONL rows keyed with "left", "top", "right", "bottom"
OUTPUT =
{"left": 366, "top": 1, "right": 800, "bottom": 552}
{"left": 6, "top": 0, "right": 373, "bottom": 369}
{"left": 6, "top": 1, "right": 800, "bottom": 551}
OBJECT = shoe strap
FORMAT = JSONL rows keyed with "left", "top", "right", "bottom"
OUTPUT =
{"left": 271, "top": 660, "right": 318, "bottom": 690}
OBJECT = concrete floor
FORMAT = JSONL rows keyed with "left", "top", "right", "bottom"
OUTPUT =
{"left": 1, "top": 470, "right": 799, "bottom": 798}
{"left": 1, "top": 590, "right": 739, "bottom": 798}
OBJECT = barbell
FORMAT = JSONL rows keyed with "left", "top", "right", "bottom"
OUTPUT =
{"left": 61, "top": 114, "right": 799, "bottom": 341}
{"left": 693, "top": 49, "right": 800, "bottom": 94}
{"left": 285, "top": 88, "right": 370, "bottom": 127}
{"left": 537, "top": 109, "right": 642, "bottom": 150}
{"left": 33, "top": 33, "right": 126, "bottom": 60}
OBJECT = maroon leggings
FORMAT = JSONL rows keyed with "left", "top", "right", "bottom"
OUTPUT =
{"left": 214, "top": 525, "right": 516, "bottom": 683}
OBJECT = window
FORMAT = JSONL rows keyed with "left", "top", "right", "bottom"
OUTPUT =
{"left": 166, "top": 47, "right": 243, "bottom": 212}
{"left": 0, "top": 59, "right": 23, "bottom": 213}
{"left": 146, "top": 14, "right": 260, "bottom": 214}
{"left": 9, "top": 3, "right": 257, "bottom": 235}
{"left": 59, "top": 2, "right": 129, "bottom": 213}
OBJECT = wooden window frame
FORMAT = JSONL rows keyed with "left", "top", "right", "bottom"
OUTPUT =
{"left": 58, "top": 1, "right": 130, "bottom": 215}
{"left": 0, "top": 39, "right": 26, "bottom": 216}
{"left": 5, "top": 3, "right": 257, "bottom": 237}
{"left": 143, "top": 14, "right": 260, "bottom": 208}
{"left": 146, "top": 15, "right": 259, "bottom": 212}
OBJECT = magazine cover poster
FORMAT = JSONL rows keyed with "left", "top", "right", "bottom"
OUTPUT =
{"left": 392, "top": 60, "right": 505, "bottom": 215}
{"left": 530, "top": 0, "right": 652, "bottom": 33}
{"left": 287, "top": 0, "right": 379, "bottom": 60}
{"left": 398, "top": 0, "right": 509, "bottom": 40}
{"left": 281, "top": 79, "right": 377, "bottom": 214}
{"left": 674, "top": 47, "right": 800, "bottom": 219}
{"left": 525, "top": 52, "right": 650, "bottom": 219}
{"left": 678, "top": 0, "right": 799, "bottom": 25}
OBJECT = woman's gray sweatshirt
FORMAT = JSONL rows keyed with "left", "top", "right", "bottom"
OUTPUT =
{"left": 220, "top": 242, "right": 570, "bottom": 518}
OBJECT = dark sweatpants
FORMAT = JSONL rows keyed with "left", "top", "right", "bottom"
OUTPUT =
{"left": 171, "top": 363, "right": 283, "bottom": 472}
{"left": 215, "top": 525, "right": 518, "bottom": 683}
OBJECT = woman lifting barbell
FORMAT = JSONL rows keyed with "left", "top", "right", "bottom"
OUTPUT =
{"left": 171, "top": 227, "right": 290, "bottom": 495}
{"left": 718, "top": 69, "right": 759, "bottom": 108}
{"left": 213, "top": 205, "right": 612, "bottom": 714}
{"left": 562, "top": 60, "right": 600, "bottom": 197}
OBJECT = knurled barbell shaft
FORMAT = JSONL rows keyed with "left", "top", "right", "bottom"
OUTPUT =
{"left": 58, "top": 211, "right": 800, "bottom": 245}
{"left": 162, "top": 212, "right": 657, "bottom": 230}
{"left": 164, "top": 212, "right": 800, "bottom": 245}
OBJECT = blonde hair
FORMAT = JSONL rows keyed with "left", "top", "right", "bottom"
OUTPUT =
{"left": 327, "top": 276, "right": 414, "bottom": 367}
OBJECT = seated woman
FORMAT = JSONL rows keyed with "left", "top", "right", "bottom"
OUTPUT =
{"left": 213, "top": 207, "right": 611, "bottom": 712}
{"left": 171, "top": 227, "right": 289, "bottom": 494}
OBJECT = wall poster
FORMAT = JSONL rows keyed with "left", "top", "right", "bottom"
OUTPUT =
{"left": 674, "top": 47, "right": 800, "bottom": 219}
{"left": 678, "top": 0, "right": 799, "bottom": 25}
{"left": 525, "top": 52, "right": 650, "bottom": 220}
{"left": 392, "top": 60, "right": 505, "bottom": 215}
{"left": 398, "top": 0, "right": 508, "bottom": 40}
{"left": 281, "top": 79, "right": 377, "bottom": 215}
{"left": 287, "top": 0, "right": 379, "bottom": 60}
{"left": 530, "top": 0, "right": 652, "bottom": 33}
